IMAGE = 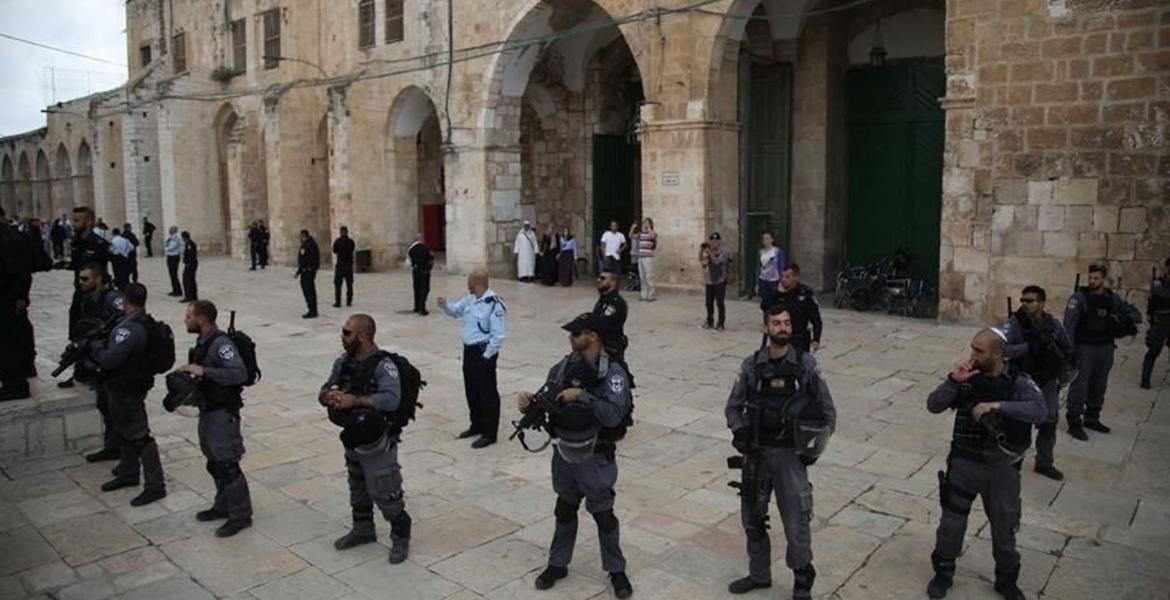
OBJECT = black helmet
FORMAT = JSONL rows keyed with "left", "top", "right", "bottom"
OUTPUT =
{"left": 162, "top": 371, "right": 203, "bottom": 412}
{"left": 339, "top": 409, "right": 388, "bottom": 450}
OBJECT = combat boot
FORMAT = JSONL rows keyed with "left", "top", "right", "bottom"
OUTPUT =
{"left": 1067, "top": 416, "right": 1087, "bottom": 441}
{"left": 994, "top": 565, "right": 1025, "bottom": 600}
{"left": 927, "top": 552, "right": 955, "bottom": 599}
{"left": 334, "top": 528, "right": 377, "bottom": 550}
{"left": 534, "top": 565, "right": 567, "bottom": 590}
{"left": 792, "top": 563, "right": 816, "bottom": 600}
{"left": 388, "top": 535, "right": 410, "bottom": 564}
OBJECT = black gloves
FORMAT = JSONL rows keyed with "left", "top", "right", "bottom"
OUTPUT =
{"left": 799, "top": 455, "right": 818, "bottom": 467}
{"left": 732, "top": 428, "right": 751, "bottom": 454}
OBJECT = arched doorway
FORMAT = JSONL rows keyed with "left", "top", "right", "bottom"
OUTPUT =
{"left": 16, "top": 153, "right": 32, "bottom": 217}
{"left": 213, "top": 104, "right": 270, "bottom": 258}
{"left": 76, "top": 140, "right": 95, "bottom": 213}
{"left": 386, "top": 86, "right": 445, "bottom": 258}
{"left": 310, "top": 114, "right": 331, "bottom": 258}
{"left": 481, "top": 0, "right": 645, "bottom": 275}
{"left": 53, "top": 144, "right": 74, "bottom": 220}
{"left": 214, "top": 105, "right": 240, "bottom": 256}
{"left": 34, "top": 150, "right": 52, "bottom": 220}
{"left": 0, "top": 155, "right": 14, "bottom": 216}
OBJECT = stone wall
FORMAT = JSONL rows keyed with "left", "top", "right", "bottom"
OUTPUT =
{"left": 0, "top": 395, "right": 102, "bottom": 458}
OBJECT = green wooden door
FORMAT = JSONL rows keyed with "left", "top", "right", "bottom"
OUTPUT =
{"left": 592, "top": 135, "right": 640, "bottom": 272}
{"left": 846, "top": 62, "right": 944, "bottom": 287}
{"left": 740, "top": 60, "right": 793, "bottom": 295}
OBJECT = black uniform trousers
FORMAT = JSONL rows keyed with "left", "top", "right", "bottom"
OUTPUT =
{"left": 250, "top": 244, "right": 263, "bottom": 269}
{"left": 182, "top": 261, "right": 198, "bottom": 301}
{"left": 143, "top": 234, "right": 153, "bottom": 257}
{"left": 300, "top": 270, "right": 318, "bottom": 314}
{"left": 0, "top": 304, "right": 32, "bottom": 392}
{"left": 1143, "top": 320, "right": 1170, "bottom": 383}
{"left": 94, "top": 385, "right": 122, "bottom": 451}
{"left": 334, "top": 264, "right": 354, "bottom": 306}
{"left": 705, "top": 283, "right": 727, "bottom": 327}
{"left": 105, "top": 383, "right": 165, "bottom": 492}
{"left": 112, "top": 257, "right": 131, "bottom": 290}
{"left": 166, "top": 256, "right": 182, "bottom": 295}
{"left": 462, "top": 344, "right": 500, "bottom": 441}
{"left": 412, "top": 268, "right": 431, "bottom": 312}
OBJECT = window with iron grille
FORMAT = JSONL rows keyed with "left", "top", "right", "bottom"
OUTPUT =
{"left": 139, "top": 44, "right": 152, "bottom": 68}
{"left": 172, "top": 33, "right": 187, "bottom": 74}
{"left": 231, "top": 19, "right": 247, "bottom": 72}
{"left": 263, "top": 9, "right": 281, "bottom": 69}
{"left": 358, "top": 0, "right": 375, "bottom": 49}
{"left": 385, "top": 0, "right": 403, "bottom": 44}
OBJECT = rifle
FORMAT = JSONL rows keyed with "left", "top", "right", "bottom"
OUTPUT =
{"left": 509, "top": 357, "right": 597, "bottom": 453}
{"left": 52, "top": 316, "right": 117, "bottom": 378}
{"left": 727, "top": 385, "right": 771, "bottom": 532}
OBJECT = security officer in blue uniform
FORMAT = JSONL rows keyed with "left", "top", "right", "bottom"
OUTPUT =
{"left": 725, "top": 305, "right": 835, "bottom": 600}
{"left": 439, "top": 267, "right": 507, "bottom": 448}
{"left": 925, "top": 328, "right": 1048, "bottom": 600}
{"left": 520, "top": 313, "right": 633, "bottom": 599}
{"left": 1002, "top": 285, "right": 1074, "bottom": 481}
{"left": 178, "top": 300, "right": 254, "bottom": 537}
{"left": 1141, "top": 257, "right": 1170, "bottom": 389}
{"left": 320, "top": 314, "right": 412, "bottom": 564}
{"left": 82, "top": 283, "right": 166, "bottom": 507}
{"left": 1063, "top": 262, "right": 1142, "bottom": 439}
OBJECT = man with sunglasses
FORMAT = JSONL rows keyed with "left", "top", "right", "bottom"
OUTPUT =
{"left": 68, "top": 265, "right": 126, "bottom": 462}
{"left": 925, "top": 329, "right": 1047, "bottom": 600}
{"left": 1001, "top": 286, "right": 1074, "bottom": 481}
{"left": 178, "top": 300, "right": 254, "bottom": 537}
{"left": 320, "top": 315, "right": 412, "bottom": 564}
{"left": 592, "top": 267, "right": 628, "bottom": 365}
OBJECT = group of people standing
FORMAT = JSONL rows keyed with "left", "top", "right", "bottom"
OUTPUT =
{"left": 512, "top": 221, "right": 580, "bottom": 287}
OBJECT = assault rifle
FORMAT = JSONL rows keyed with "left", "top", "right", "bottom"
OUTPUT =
{"left": 52, "top": 316, "right": 117, "bottom": 378}
{"left": 727, "top": 390, "right": 771, "bottom": 532}
{"left": 509, "top": 357, "right": 597, "bottom": 453}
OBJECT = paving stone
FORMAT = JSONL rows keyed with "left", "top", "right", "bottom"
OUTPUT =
{"left": 335, "top": 558, "right": 462, "bottom": 600}
{"left": 252, "top": 504, "right": 342, "bottom": 547}
{"left": 131, "top": 508, "right": 213, "bottom": 546}
{"left": 19, "top": 560, "right": 76, "bottom": 591}
{"left": 287, "top": 530, "right": 389, "bottom": 575}
{"left": 408, "top": 506, "right": 520, "bottom": 566}
{"left": 56, "top": 574, "right": 116, "bottom": 600}
{"left": 0, "top": 527, "right": 60, "bottom": 576}
{"left": 0, "top": 501, "right": 28, "bottom": 534}
{"left": 0, "top": 576, "right": 23, "bottom": 600}
{"left": 161, "top": 530, "right": 307, "bottom": 596}
{"left": 431, "top": 537, "right": 546, "bottom": 594}
{"left": 40, "top": 513, "right": 147, "bottom": 567}
{"left": 248, "top": 566, "right": 353, "bottom": 600}
{"left": 828, "top": 506, "right": 907, "bottom": 539}
{"left": 110, "top": 576, "right": 213, "bottom": 600}
{"left": 1044, "top": 556, "right": 1170, "bottom": 600}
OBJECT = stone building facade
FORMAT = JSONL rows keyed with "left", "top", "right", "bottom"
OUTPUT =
{"left": 0, "top": 0, "right": 1165, "bottom": 323}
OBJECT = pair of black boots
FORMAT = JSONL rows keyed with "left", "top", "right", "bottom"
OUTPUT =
{"left": 535, "top": 566, "right": 632, "bottom": 599}
{"left": 928, "top": 552, "right": 1023, "bottom": 600}
{"left": 1067, "top": 415, "right": 1111, "bottom": 441}
{"left": 728, "top": 563, "right": 816, "bottom": 599}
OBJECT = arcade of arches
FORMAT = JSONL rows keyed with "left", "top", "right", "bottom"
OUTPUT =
{"left": 2, "top": 0, "right": 1165, "bottom": 324}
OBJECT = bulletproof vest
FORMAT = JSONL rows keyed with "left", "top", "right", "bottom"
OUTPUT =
{"left": 752, "top": 356, "right": 806, "bottom": 447}
{"left": 547, "top": 354, "right": 629, "bottom": 448}
{"left": 950, "top": 373, "right": 1032, "bottom": 464}
{"left": 1013, "top": 311, "right": 1063, "bottom": 385}
{"left": 105, "top": 315, "right": 153, "bottom": 393}
{"left": 1151, "top": 279, "right": 1170, "bottom": 317}
{"left": 327, "top": 351, "right": 393, "bottom": 443}
{"left": 190, "top": 331, "right": 244, "bottom": 411}
{"left": 1075, "top": 289, "right": 1114, "bottom": 344}
{"left": 593, "top": 292, "right": 628, "bottom": 354}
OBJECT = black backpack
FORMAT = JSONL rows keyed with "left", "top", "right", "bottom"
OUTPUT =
{"left": 143, "top": 316, "right": 176, "bottom": 375}
{"left": 385, "top": 352, "right": 425, "bottom": 434}
{"left": 228, "top": 311, "right": 262, "bottom": 386}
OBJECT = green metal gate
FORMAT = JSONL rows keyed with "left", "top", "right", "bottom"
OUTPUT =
{"left": 739, "top": 58, "right": 793, "bottom": 296}
{"left": 592, "top": 134, "right": 640, "bottom": 272}
{"left": 845, "top": 61, "right": 945, "bottom": 287}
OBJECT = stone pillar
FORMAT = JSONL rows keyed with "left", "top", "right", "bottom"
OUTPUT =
{"left": 92, "top": 114, "right": 125, "bottom": 228}
{"left": 124, "top": 106, "right": 161, "bottom": 238}
{"left": 441, "top": 134, "right": 493, "bottom": 275}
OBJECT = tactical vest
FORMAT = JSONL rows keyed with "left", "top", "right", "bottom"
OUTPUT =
{"left": 1014, "top": 311, "right": 1063, "bottom": 385}
{"left": 950, "top": 373, "right": 1032, "bottom": 464}
{"left": 327, "top": 351, "right": 393, "bottom": 441}
{"left": 751, "top": 354, "right": 818, "bottom": 447}
{"left": 190, "top": 331, "right": 243, "bottom": 411}
{"left": 105, "top": 315, "right": 153, "bottom": 394}
{"left": 1076, "top": 289, "right": 1115, "bottom": 344}
{"left": 1151, "top": 279, "right": 1170, "bottom": 318}
{"left": 547, "top": 354, "right": 629, "bottom": 449}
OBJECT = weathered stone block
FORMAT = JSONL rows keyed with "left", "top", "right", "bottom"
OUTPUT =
{"left": 1043, "top": 231, "right": 1078, "bottom": 257}
{"left": 1016, "top": 231, "right": 1044, "bottom": 256}
{"left": 1011, "top": 61, "right": 1055, "bottom": 82}
{"left": 1039, "top": 206, "right": 1065, "bottom": 231}
{"left": 958, "top": 140, "right": 982, "bottom": 168}
{"left": 1048, "top": 105, "right": 1099, "bottom": 125}
{"left": 1092, "top": 55, "right": 1135, "bottom": 77}
{"left": 1028, "top": 128, "right": 1068, "bottom": 149}
{"left": 1034, "top": 83, "right": 1079, "bottom": 103}
{"left": 954, "top": 247, "right": 990, "bottom": 274}
{"left": 1107, "top": 78, "right": 1157, "bottom": 101}
{"left": 995, "top": 178, "right": 1028, "bottom": 204}
{"left": 63, "top": 412, "right": 102, "bottom": 443}
{"left": 1028, "top": 180, "right": 1053, "bottom": 205}
{"left": 1078, "top": 232, "right": 1107, "bottom": 258}
{"left": 1107, "top": 233, "right": 1138, "bottom": 260}
{"left": 26, "top": 418, "right": 65, "bottom": 456}
{"left": 1066, "top": 205, "right": 1094, "bottom": 230}
{"left": 1118, "top": 207, "right": 1148, "bottom": 233}
{"left": 1053, "top": 178, "right": 1099, "bottom": 205}
{"left": 1072, "top": 126, "right": 1124, "bottom": 149}
{"left": 1094, "top": 206, "right": 1120, "bottom": 232}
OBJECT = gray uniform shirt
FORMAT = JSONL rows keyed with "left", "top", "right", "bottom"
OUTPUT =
{"left": 1001, "top": 313, "right": 1074, "bottom": 362}
{"left": 88, "top": 311, "right": 147, "bottom": 373}
{"left": 195, "top": 329, "right": 248, "bottom": 387}
{"left": 725, "top": 347, "right": 837, "bottom": 434}
{"left": 1062, "top": 288, "right": 1142, "bottom": 341}
{"left": 544, "top": 352, "right": 631, "bottom": 429}
{"left": 926, "top": 373, "right": 1047, "bottom": 424}
{"left": 319, "top": 347, "right": 401, "bottom": 413}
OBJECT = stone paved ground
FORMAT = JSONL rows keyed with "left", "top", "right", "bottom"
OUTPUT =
{"left": 3, "top": 256, "right": 1169, "bottom": 600}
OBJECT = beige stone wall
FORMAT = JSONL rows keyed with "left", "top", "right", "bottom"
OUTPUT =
{"left": 940, "top": 0, "right": 1168, "bottom": 322}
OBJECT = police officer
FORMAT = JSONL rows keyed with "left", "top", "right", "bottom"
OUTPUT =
{"left": 0, "top": 208, "right": 45, "bottom": 401}
{"left": 82, "top": 283, "right": 166, "bottom": 507}
{"left": 407, "top": 235, "right": 433, "bottom": 315}
{"left": 67, "top": 265, "right": 127, "bottom": 461}
{"left": 520, "top": 313, "right": 633, "bottom": 598}
{"left": 181, "top": 231, "right": 199, "bottom": 302}
{"left": 1002, "top": 286, "right": 1074, "bottom": 481}
{"left": 725, "top": 305, "right": 835, "bottom": 600}
{"left": 319, "top": 314, "right": 412, "bottom": 563}
{"left": 332, "top": 226, "right": 355, "bottom": 308}
{"left": 763, "top": 263, "right": 823, "bottom": 353}
{"left": 1141, "top": 257, "right": 1170, "bottom": 389}
{"left": 177, "top": 300, "right": 254, "bottom": 537}
{"left": 926, "top": 328, "right": 1048, "bottom": 600}
{"left": 248, "top": 221, "right": 264, "bottom": 271}
{"left": 1063, "top": 262, "right": 1142, "bottom": 439}
{"left": 439, "top": 267, "right": 507, "bottom": 448}
{"left": 141, "top": 215, "right": 155, "bottom": 258}
{"left": 591, "top": 267, "right": 628, "bottom": 364}
{"left": 165, "top": 226, "right": 183, "bottom": 296}
{"left": 69, "top": 206, "right": 112, "bottom": 278}
{"left": 296, "top": 229, "right": 320, "bottom": 318}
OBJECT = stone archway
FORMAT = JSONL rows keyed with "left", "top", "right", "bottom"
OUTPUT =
{"left": 0, "top": 155, "right": 14, "bottom": 216}
{"left": 213, "top": 103, "right": 270, "bottom": 258}
{"left": 34, "top": 150, "right": 51, "bottom": 220}
{"left": 385, "top": 86, "right": 445, "bottom": 263}
{"left": 75, "top": 140, "right": 95, "bottom": 215}
{"left": 53, "top": 144, "right": 74, "bottom": 220}
{"left": 16, "top": 153, "right": 32, "bottom": 218}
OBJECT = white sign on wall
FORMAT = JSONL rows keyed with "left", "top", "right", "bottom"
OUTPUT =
{"left": 661, "top": 172, "right": 680, "bottom": 186}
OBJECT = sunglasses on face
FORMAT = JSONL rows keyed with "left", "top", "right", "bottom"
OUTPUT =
{"left": 341, "top": 328, "right": 353, "bottom": 337}
{"left": 1019, "top": 298, "right": 1038, "bottom": 304}
{"left": 78, "top": 276, "right": 92, "bottom": 282}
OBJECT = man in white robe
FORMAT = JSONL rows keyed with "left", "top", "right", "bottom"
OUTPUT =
{"left": 513, "top": 221, "right": 539, "bottom": 282}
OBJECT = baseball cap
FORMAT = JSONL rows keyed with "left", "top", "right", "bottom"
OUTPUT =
{"left": 562, "top": 313, "right": 606, "bottom": 335}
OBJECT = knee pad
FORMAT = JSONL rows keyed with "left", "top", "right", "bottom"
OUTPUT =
{"left": 592, "top": 510, "right": 618, "bottom": 534}
{"left": 555, "top": 498, "right": 579, "bottom": 524}
{"left": 216, "top": 460, "right": 242, "bottom": 484}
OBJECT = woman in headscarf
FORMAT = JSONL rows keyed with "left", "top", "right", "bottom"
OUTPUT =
{"left": 538, "top": 224, "right": 560, "bottom": 286}
{"left": 557, "top": 227, "right": 577, "bottom": 287}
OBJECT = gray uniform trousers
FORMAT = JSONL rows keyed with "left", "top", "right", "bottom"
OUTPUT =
{"left": 1067, "top": 344, "right": 1113, "bottom": 421}
{"left": 742, "top": 446, "right": 814, "bottom": 583}
{"left": 345, "top": 436, "right": 409, "bottom": 541}
{"left": 105, "top": 384, "right": 165, "bottom": 492}
{"left": 198, "top": 409, "right": 252, "bottom": 520}
{"left": 934, "top": 455, "right": 1021, "bottom": 577}
{"left": 1034, "top": 380, "right": 1060, "bottom": 469}
{"left": 549, "top": 450, "right": 626, "bottom": 573}
{"left": 1143, "top": 322, "right": 1169, "bottom": 382}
